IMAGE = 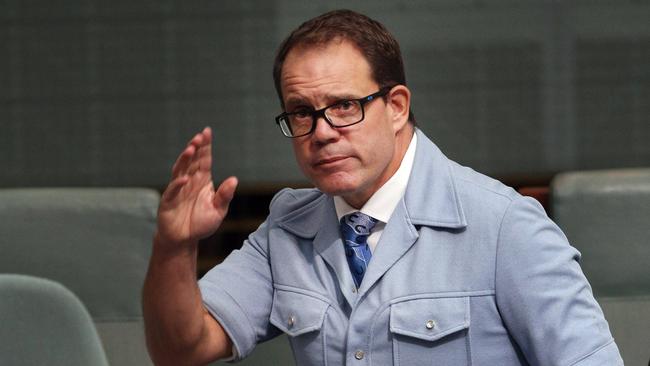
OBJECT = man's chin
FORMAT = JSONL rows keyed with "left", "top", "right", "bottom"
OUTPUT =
{"left": 312, "top": 180, "right": 357, "bottom": 197}
{"left": 306, "top": 170, "right": 364, "bottom": 196}
{"left": 316, "top": 185, "right": 354, "bottom": 197}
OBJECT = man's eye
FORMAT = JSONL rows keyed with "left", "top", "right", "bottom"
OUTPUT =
{"left": 338, "top": 101, "right": 354, "bottom": 110}
{"left": 292, "top": 109, "right": 311, "bottom": 118}
{"left": 329, "top": 100, "right": 359, "bottom": 115}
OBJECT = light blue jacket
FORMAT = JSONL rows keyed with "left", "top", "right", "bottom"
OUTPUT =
{"left": 199, "top": 129, "right": 623, "bottom": 365}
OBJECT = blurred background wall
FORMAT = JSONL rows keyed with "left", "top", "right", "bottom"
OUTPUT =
{"left": 1, "top": 0, "right": 649, "bottom": 188}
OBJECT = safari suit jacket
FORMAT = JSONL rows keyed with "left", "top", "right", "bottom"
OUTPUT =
{"left": 199, "top": 129, "right": 623, "bottom": 365}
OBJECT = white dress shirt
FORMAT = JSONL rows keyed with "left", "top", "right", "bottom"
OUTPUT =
{"left": 334, "top": 132, "right": 417, "bottom": 252}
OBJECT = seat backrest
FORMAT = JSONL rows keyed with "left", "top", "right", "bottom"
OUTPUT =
{"left": 0, "top": 274, "right": 109, "bottom": 366}
{"left": 551, "top": 168, "right": 650, "bottom": 366}
{"left": 0, "top": 188, "right": 159, "bottom": 366}
{"left": 551, "top": 168, "right": 650, "bottom": 297}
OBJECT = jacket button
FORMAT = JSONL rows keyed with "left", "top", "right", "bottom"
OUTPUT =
{"left": 426, "top": 319, "right": 435, "bottom": 329}
{"left": 354, "top": 350, "right": 365, "bottom": 360}
{"left": 288, "top": 315, "right": 295, "bottom": 328}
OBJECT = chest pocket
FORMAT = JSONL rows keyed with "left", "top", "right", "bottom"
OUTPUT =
{"left": 270, "top": 288, "right": 330, "bottom": 364}
{"left": 389, "top": 296, "right": 470, "bottom": 366}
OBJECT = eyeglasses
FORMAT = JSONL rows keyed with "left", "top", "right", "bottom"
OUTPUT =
{"left": 275, "top": 87, "right": 391, "bottom": 138}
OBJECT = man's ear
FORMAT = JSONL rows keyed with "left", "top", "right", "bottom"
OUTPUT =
{"left": 387, "top": 85, "right": 411, "bottom": 132}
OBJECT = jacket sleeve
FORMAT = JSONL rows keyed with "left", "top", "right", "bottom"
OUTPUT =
{"left": 198, "top": 217, "right": 279, "bottom": 361}
{"left": 494, "top": 196, "right": 623, "bottom": 366}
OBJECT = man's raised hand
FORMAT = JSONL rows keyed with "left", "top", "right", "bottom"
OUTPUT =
{"left": 156, "top": 127, "right": 238, "bottom": 248}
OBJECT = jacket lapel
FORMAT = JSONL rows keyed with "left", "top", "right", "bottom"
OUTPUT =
{"left": 357, "top": 198, "right": 418, "bottom": 297}
{"left": 404, "top": 130, "right": 467, "bottom": 229}
{"left": 358, "top": 129, "right": 468, "bottom": 297}
{"left": 277, "top": 195, "right": 358, "bottom": 307}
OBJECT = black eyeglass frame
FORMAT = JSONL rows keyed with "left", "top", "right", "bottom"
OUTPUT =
{"left": 275, "top": 87, "right": 392, "bottom": 138}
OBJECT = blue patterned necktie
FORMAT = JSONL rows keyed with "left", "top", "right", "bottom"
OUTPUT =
{"left": 340, "top": 212, "right": 378, "bottom": 288}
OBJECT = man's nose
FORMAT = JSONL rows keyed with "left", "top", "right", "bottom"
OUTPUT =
{"left": 311, "top": 115, "right": 339, "bottom": 142}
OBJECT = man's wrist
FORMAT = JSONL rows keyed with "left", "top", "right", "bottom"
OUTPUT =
{"left": 152, "top": 231, "right": 199, "bottom": 259}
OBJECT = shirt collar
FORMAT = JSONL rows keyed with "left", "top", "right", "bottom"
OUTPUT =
{"left": 334, "top": 132, "right": 417, "bottom": 223}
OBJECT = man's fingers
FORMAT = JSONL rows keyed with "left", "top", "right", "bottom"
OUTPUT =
{"left": 171, "top": 145, "right": 196, "bottom": 179}
{"left": 197, "top": 127, "right": 213, "bottom": 172}
{"left": 167, "top": 127, "right": 215, "bottom": 199}
{"left": 188, "top": 130, "right": 205, "bottom": 147}
{"left": 175, "top": 128, "right": 213, "bottom": 176}
{"left": 171, "top": 129, "right": 204, "bottom": 179}
{"left": 213, "top": 176, "right": 238, "bottom": 213}
{"left": 202, "top": 126, "right": 212, "bottom": 141}
{"left": 162, "top": 175, "right": 190, "bottom": 202}
{"left": 171, "top": 127, "right": 212, "bottom": 179}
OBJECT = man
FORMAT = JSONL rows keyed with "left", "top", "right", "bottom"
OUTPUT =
{"left": 143, "top": 10, "right": 623, "bottom": 365}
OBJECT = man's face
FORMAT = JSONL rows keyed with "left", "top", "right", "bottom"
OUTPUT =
{"left": 280, "top": 40, "right": 411, "bottom": 208}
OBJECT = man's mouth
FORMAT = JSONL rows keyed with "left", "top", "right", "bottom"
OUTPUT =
{"left": 315, "top": 156, "right": 349, "bottom": 167}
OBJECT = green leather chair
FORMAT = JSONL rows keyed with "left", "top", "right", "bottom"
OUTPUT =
{"left": 0, "top": 188, "right": 159, "bottom": 366}
{"left": 552, "top": 168, "right": 650, "bottom": 366}
{"left": 0, "top": 274, "right": 109, "bottom": 366}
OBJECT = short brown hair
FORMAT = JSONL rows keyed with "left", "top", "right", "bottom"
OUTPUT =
{"left": 273, "top": 9, "right": 415, "bottom": 123}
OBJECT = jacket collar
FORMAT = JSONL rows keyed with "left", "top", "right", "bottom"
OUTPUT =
{"left": 404, "top": 129, "right": 467, "bottom": 229}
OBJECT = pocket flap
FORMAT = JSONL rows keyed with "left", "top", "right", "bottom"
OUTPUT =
{"left": 270, "top": 289, "right": 330, "bottom": 337}
{"left": 390, "top": 296, "right": 469, "bottom": 342}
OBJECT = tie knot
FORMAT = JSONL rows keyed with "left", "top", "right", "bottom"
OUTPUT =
{"left": 340, "top": 212, "right": 378, "bottom": 241}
